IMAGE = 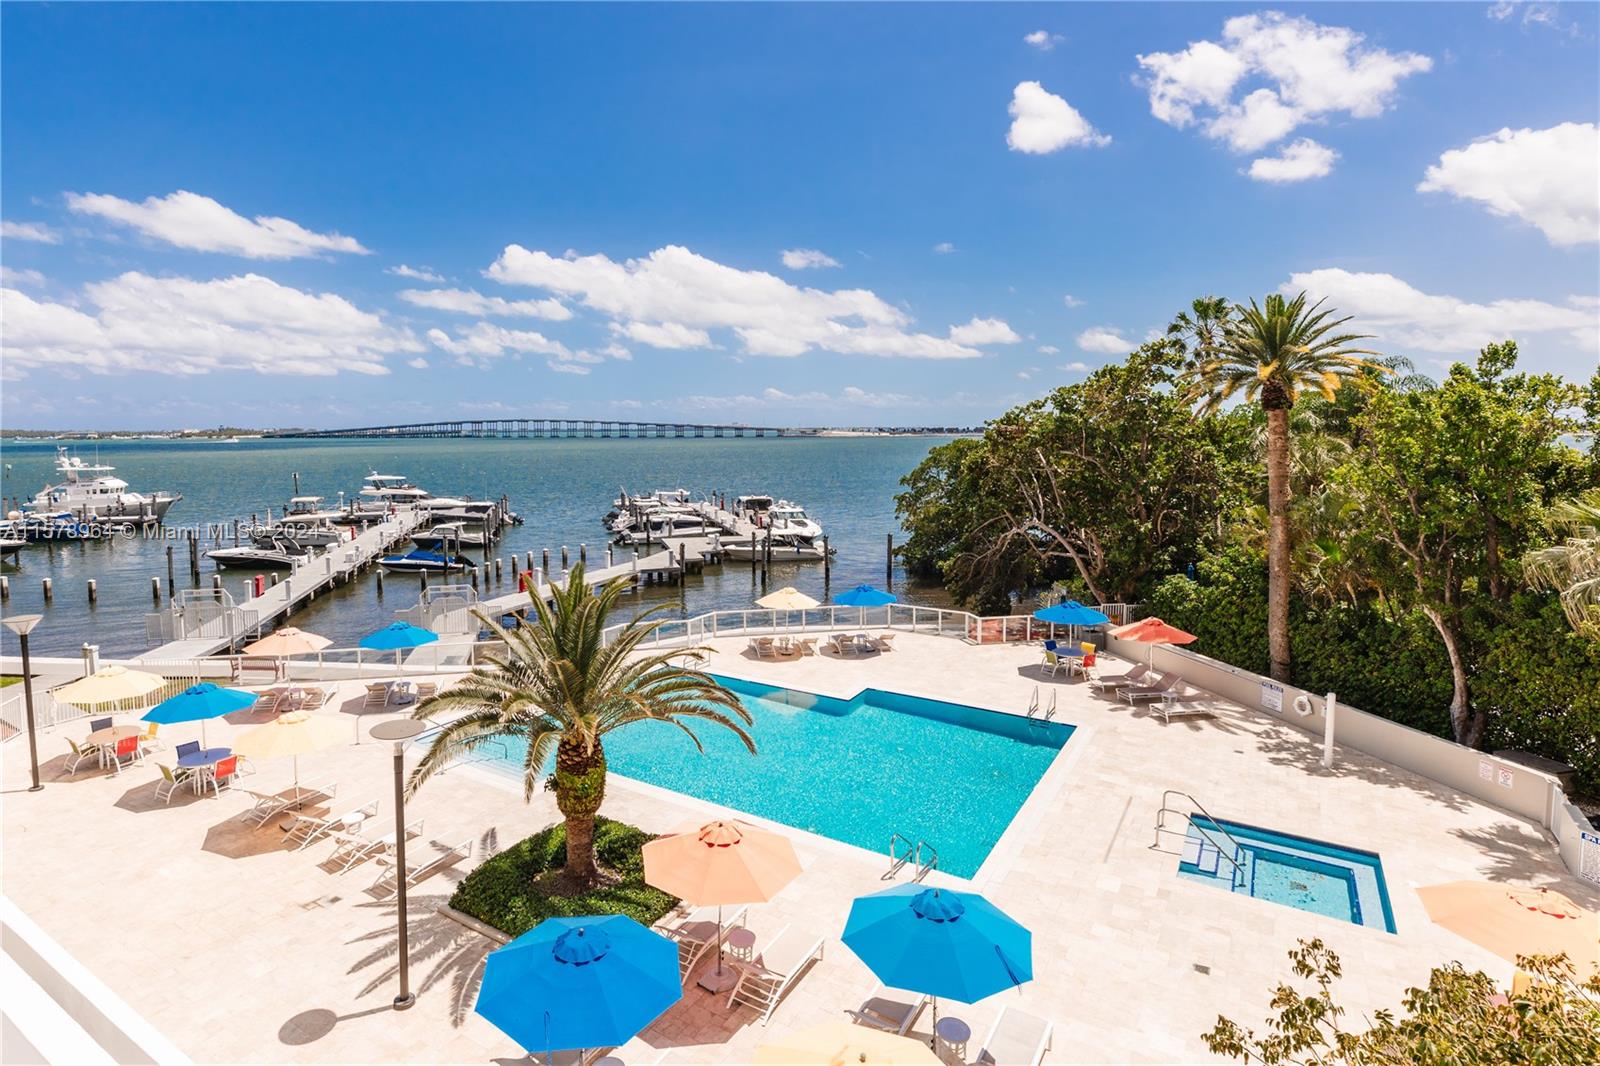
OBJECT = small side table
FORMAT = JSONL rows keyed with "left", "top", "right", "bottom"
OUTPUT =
{"left": 697, "top": 926, "right": 755, "bottom": 994}
{"left": 935, "top": 1016, "right": 971, "bottom": 1063}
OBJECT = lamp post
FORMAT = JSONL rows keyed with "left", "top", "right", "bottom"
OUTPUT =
{"left": 369, "top": 717, "right": 427, "bottom": 1010}
{"left": 3, "top": 614, "right": 44, "bottom": 792}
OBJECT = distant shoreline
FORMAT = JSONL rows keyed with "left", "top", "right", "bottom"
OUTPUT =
{"left": 2, "top": 428, "right": 979, "bottom": 441}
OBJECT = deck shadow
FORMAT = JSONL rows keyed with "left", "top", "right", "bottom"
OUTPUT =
{"left": 346, "top": 888, "right": 491, "bottom": 1028}
{"left": 1249, "top": 720, "right": 1474, "bottom": 814}
{"left": 1448, "top": 822, "right": 1600, "bottom": 895}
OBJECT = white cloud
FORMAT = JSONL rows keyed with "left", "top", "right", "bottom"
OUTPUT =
{"left": 1248, "top": 138, "right": 1339, "bottom": 183}
{"left": 674, "top": 386, "right": 920, "bottom": 412}
{"left": 1037, "top": 344, "right": 1061, "bottom": 355}
{"left": 1076, "top": 326, "right": 1134, "bottom": 354}
{"left": 1417, "top": 122, "right": 1599, "bottom": 247}
{"left": 1061, "top": 294, "right": 1085, "bottom": 308}
{"left": 1006, "top": 81, "right": 1111, "bottom": 154}
{"left": 611, "top": 320, "right": 712, "bottom": 349}
{"left": 1061, "top": 360, "right": 1092, "bottom": 372}
{"left": 1, "top": 272, "right": 419, "bottom": 377}
{"left": 599, "top": 343, "right": 633, "bottom": 361}
{"left": 947, "top": 316, "right": 1021, "bottom": 346}
{"left": 66, "top": 190, "right": 369, "bottom": 260}
{"left": 1023, "top": 30, "right": 1064, "bottom": 51}
{"left": 406, "top": 357, "right": 430, "bottom": 369}
{"left": 399, "top": 286, "right": 572, "bottom": 320}
{"left": 932, "top": 242, "right": 955, "bottom": 254}
{"left": 487, "top": 243, "right": 982, "bottom": 359}
{"left": 1017, "top": 370, "right": 1032, "bottom": 380}
{"left": 0, "top": 266, "right": 45, "bottom": 287}
{"left": 1137, "top": 13, "right": 1430, "bottom": 160}
{"left": 1487, "top": 1, "right": 1562, "bottom": 27}
{"left": 780, "top": 248, "right": 841, "bottom": 270}
{"left": 387, "top": 264, "right": 444, "bottom": 282}
{"left": 1286, "top": 268, "right": 1598, "bottom": 354}
{"left": 427, "top": 322, "right": 570, "bottom": 363}
{"left": 1, "top": 220, "right": 61, "bottom": 244}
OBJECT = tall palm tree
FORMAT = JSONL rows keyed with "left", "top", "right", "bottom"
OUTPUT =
{"left": 1185, "top": 292, "right": 1383, "bottom": 682}
{"left": 1166, "top": 295, "right": 1234, "bottom": 369}
{"left": 406, "top": 564, "right": 754, "bottom": 888}
{"left": 1522, "top": 489, "right": 1600, "bottom": 637}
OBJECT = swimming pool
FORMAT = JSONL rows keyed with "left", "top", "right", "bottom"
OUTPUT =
{"left": 492, "top": 674, "right": 1074, "bottom": 878}
{"left": 1178, "top": 816, "right": 1396, "bottom": 933}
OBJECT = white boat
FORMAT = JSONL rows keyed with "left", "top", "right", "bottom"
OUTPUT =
{"left": 412, "top": 522, "right": 489, "bottom": 549}
{"left": 23, "top": 447, "right": 181, "bottom": 520}
{"left": 616, "top": 511, "right": 711, "bottom": 545}
{"left": 0, "top": 535, "right": 24, "bottom": 558}
{"left": 207, "top": 540, "right": 307, "bottom": 570}
{"left": 359, "top": 472, "right": 431, "bottom": 505}
{"left": 766, "top": 501, "right": 823, "bottom": 541}
{"left": 721, "top": 500, "right": 828, "bottom": 560}
{"left": 721, "top": 530, "right": 830, "bottom": 561}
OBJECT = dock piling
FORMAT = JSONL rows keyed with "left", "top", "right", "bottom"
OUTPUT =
{"left": 542, "top": 549, "right": 550, "bottom": 575}
{"left": 41, "top": 578, "right": 52, "bottom": 603}
{"left": 166, "top": 545, "right": 175, "bottom": 596}
{"left": 152, "top": 576, "right": 162, "bottom": 602}
{"left": 561, "top": 545, "right": 569, "bottom": 569}
{"left": 822, "top": 535, "right": 831, "bottom": 585}
{"left": 1, "top": 576, "right": 9, "bottom": 603}
{"left": 579, "top": 543, "right": 586, "bottom": 565}
{"left": 87, "top": 579, "right": 97, "bottom": 604}
{"left": 886, "top": 533, "right": 894, "bottom": 587}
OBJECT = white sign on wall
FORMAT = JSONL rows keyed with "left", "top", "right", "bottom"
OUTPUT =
{"left": 1261, "top": 682, "right": 1283, "bottom": 714}
{"left": 1478, "top": 760, "right": 1494, "bottom": 782}
{"left": 1497, "top": 767, "right": 1515, "bottom": 790}
{"left": 1580, "top": 831, "right": 1600, "bottom": 886}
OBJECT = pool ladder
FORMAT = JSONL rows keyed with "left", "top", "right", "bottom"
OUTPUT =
{"left": 887, "top": 832, "right": 939, "bottom": 883}
{"left": 1155, "top": 789, "right": 1247, "bottom": 891}
{"left": 1026, "top": 686, "right": 1057, "bottom": 726}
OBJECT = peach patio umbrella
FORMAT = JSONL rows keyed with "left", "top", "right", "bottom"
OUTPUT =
{"left": 642, "top": 819, "right": 802, "bottom": 992}
{"left": 243, "top": 626, "right": 332, "bottom": 658}
{"left": 231, "top": 710, "right": 346, "bottom": 793}
{"left": 1417, "top": 882, "right": 1599, "bottom": 977}
{"left": 754, "top": 1021, "right": 941, "bottom": 1066}
{"left": 1110, "top": 617, "right": 1197, "bottom": 665}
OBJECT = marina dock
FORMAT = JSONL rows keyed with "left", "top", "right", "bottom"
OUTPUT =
{"left": 136, "top": 508, "right": 427, "bottom": 661}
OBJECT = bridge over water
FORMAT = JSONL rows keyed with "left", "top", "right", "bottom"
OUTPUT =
{"left": 263, "top": 418, "right": 809, "bottom": 440}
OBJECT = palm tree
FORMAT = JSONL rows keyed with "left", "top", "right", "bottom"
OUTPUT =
{"left": 1185, "top": 292, "right": 1383, "bottom": 682}
{"left": 1166, "top": 296, "right": 1234, "bottom": 369}
{"left": 405, "top": 564, "right": 754, "bottom": 888}
{"left": 1522, "top": 489, "right": 1600, "bottom": 637}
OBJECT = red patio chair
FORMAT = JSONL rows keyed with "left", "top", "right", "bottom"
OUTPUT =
{"left": 109, "top": 734, "right": 144, "bottom": 775}
{"left": 205, "top": 756, "right": 239, "bottom": 796}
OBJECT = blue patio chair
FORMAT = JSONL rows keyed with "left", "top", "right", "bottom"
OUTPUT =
{"left": 176, "top": 741, "right": 201, "bottom": 759}
{"left": 90, "top": 717, "right": 113, "bottom": 732}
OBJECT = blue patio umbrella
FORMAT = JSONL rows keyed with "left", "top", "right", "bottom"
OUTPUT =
{"left": 833, "top": 584, "right": 898, "bottom": 626}
{"left": 143, "top": 682, "right": 258, "bottom": 746}
{"left": 1031, "top": 600, "right": 1110, "bottom": 628}
{"left": 476, "top": 915, "right": 682, "bottom": 1056}
{"left": 843, "top": 884, "right": 1032, "bottom": 1046}
{"left": 359, "top": 621, "right": 439, "bottom": 668}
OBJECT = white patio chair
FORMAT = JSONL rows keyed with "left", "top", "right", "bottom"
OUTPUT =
{"left": 285, "top": 799, "right": 378, "bottom": 850}
{"left": 849, "top": 983, "right": 929, "bottom": 1036}
{"left": 976, "top": 1005, "right": 1054, "bottom": 1066}
{"left": 370, "top": 836, "right": 471, "bottom": 894}
{"left": 727, "top": 926, "right": 825, "bottom": 1025}
{"left": 660, "top": 904, "right": 748, "bottom": 985}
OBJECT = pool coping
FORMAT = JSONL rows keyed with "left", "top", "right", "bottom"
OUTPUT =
{"left": 448, "top": 660, "right": 1094, "bottom": 889}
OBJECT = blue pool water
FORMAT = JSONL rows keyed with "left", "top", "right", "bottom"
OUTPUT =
{"left": 1184, "top": 813, "right": 1395, "bottom": 928}
{"left": 1178, "top": 817, "right": 1396, "bottom": 933}
{"left": 494, "top": 675, "right": 1073, "bottom": 878}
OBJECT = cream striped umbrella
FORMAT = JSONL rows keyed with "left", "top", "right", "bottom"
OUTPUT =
{"left": 51, "top": 666, "right": 167, "bottom": 710}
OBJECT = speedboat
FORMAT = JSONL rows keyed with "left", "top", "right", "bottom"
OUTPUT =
{"left": 208, "top": 540, "right": 307, "bottom": 570}
{"left": 0, "top": 533, "right": 24, "bottom": 558}
{"left": 766, "top": 501, "right": 824, "bottom": 541}
{"left": 616, "top": 511, "right": 710, "bottom": 545}
{"left": 359, "top": 472, "right": 431, "bottom": 506}
{"left": 23, "top": 446, "right": 181, "bottom": 520}
{"left": 378, "top": 550, "right": 475, "bottom": 574}
{"left": 412, "top": 522, "right": 488, "bottom": 549}
{"left": 721, "top": 530, "right": 831, "bottom": 561}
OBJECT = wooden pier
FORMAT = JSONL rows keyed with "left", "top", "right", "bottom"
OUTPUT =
{"left": 264, "top": 419, "right": 807, "bottom": 440}
{"left": 135, "top": 509, "right": 427, "bottom": 661}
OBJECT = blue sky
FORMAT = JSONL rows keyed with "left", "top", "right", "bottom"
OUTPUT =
{"left": 2, "top": 2, "right": 1596, "bottom": 430}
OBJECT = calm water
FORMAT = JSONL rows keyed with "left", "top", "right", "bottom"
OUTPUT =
{"left": 0, "top": 436, "right": 954, "bottom": 658}
{"left": 495, "top": 674, "right": 1073, "bottom": 878}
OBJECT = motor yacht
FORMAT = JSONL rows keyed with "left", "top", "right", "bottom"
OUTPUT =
{"left": 23, "top": 447, "right": 180, "bottom": 520}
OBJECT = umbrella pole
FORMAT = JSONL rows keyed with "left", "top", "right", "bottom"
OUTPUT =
{"left": 715, "top": 904, "right": 724, "bottom": 978}
{"left": 930, "top": 995, "right": 939, "bottom": 1050}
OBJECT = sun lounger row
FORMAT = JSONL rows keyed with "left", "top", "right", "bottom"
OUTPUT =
{"left": 748, "top": 637, "right": 817, "bottom": 659}
{"left": 828, "top": 632, "right": 894, "bottom": 655}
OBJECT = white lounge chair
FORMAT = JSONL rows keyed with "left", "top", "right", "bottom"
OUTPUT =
{"left": 873, "top": 633, "right": 895, "bottom": 652}
{"left": 1119, "top": 671, "right": 1181, "bottom": 705}
{"left": 414, "top": 682, "right": 438, "bottom": 702}
{"left": 285, "top": 799, "right": 378, "bottom": 850}
{"left": 363, "top": 683, "right": 390, "bottom": 708}
{"left": 661, "top": 904, "right": 748, "bottom": 985}
{"left": 239, "top": 779, "right": 337, "bottom": 826}
{"left": 327, "top": 818, "right": 425, "bottom": 873}
{"left": 849, "top": 983, "right": 929, "bottom": 1036}
{"left": 727, "top": 926, "right": 825, "bottom": 1025}
{"left": 370, "top": 836, "right": 472, "bottom": 894}
{"left": 1148, "top": 685, "right": 1215, "bottom": 724}
{"left": 976, "top": 1005, "right": 1054, "bottom": 1066}
{"left": 1090, "top": 662, "right": 1151, "bottom": 693}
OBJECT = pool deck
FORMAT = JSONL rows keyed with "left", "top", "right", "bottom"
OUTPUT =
{"left": 4, "top": 632, "right": 1596, "bottom": 1063}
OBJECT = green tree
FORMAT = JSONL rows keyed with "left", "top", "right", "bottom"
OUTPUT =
{"left": 1339, "top": 344, "right": 1585, "bottom": 746}
{"left": 1522, "top": 489, "right": 1600, "bottom": 637}
{"left": 1205, "top": 939, "right": 1600, "bottom": 1065}
{"left": 1185, "top": 293, "right": 1384, "bottom": 683}
{"left": 406, "top": 564, "right": 754, "bottom": 888}
{"left": 1167, "top": 295, "right": 1235, "bottom": 369}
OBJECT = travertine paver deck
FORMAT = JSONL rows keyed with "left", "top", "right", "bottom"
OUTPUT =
{"left": 4, "top": 632, "right": 1595, "bottom": 1064}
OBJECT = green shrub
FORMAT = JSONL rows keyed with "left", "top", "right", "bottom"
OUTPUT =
{"left": 449, "top": 817, "right": 678, "bottom": 937}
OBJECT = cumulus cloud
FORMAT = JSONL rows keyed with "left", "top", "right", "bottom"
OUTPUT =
{"left": 1, "top": 272, "right": 419, "bottom": 376}
{"left": 1037, "top": 344, "right": 1061, "bottom": 355}
{"left": 406, "top": 357, "right": 430, "bottom": 369}
{"left": 1076, "top": 326, "right": 1134, "bottom": 354}
{"left": 1062, "top": 294, "right": 1085, "bottom": 308}
{"left": 1286, "top": 267, "right": 1598, "bottom": 354}
{"left": 1061, "top": 360, "right": 1092, "bottom": 372}
{"left": 0, "top": 266, "right": 45, "bottom": 288}
{"left": 1023, "top": 30, "right": 1064, "bottom": 51}
{"left": 1137, "top": 12, "right": 1430, "bottom": 166}
{"left": 427, "top": 320, "right": 604, "bottom": 375}
{"left": 674, "top": 385, "right": 920, "bottom": 412}
{"left": 66, "top": 190, "right": 369, "bottom": 259}
{"left": 947, "top": 316, "right": 1021, "bottom": 345}
{"left": 932, "top": 242, "right": 955, "bottom": 254}
{"left": 1006, "top": 81, "right": 1111, "bottom": 154}
{"left": 611, "top": 320, "right": 713, "bottom": 350}
{"left": 387, "top": 264, "right": 444, "bottom": 282}
{"left": 486, "top": 243, "right": 983, "bottom": 359}
{"left": 1, "top": 220, "right": 61, "bottom": 244}
{"left": 1248, "top": 138, "right": 1339, "bottom": 182}
{"left": 399, "top": 286, "right": 572, "bottom": 320}
{"left": 1417, "top": 122, "right": 1599, "bottom": 246}
{"left": 780, "top": 248, "right": 841, "bottom": 270}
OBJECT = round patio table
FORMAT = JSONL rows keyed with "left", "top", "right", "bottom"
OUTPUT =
{"left": 86, "top": 724, "right": 145, "bottom": 747}
{"left": 177, "top": 746, "right": 235, "bottom": 794}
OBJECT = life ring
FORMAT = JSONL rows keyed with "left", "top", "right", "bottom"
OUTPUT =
{"left": 1292, "top": 694, "right": 1315, "bottom": 717}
